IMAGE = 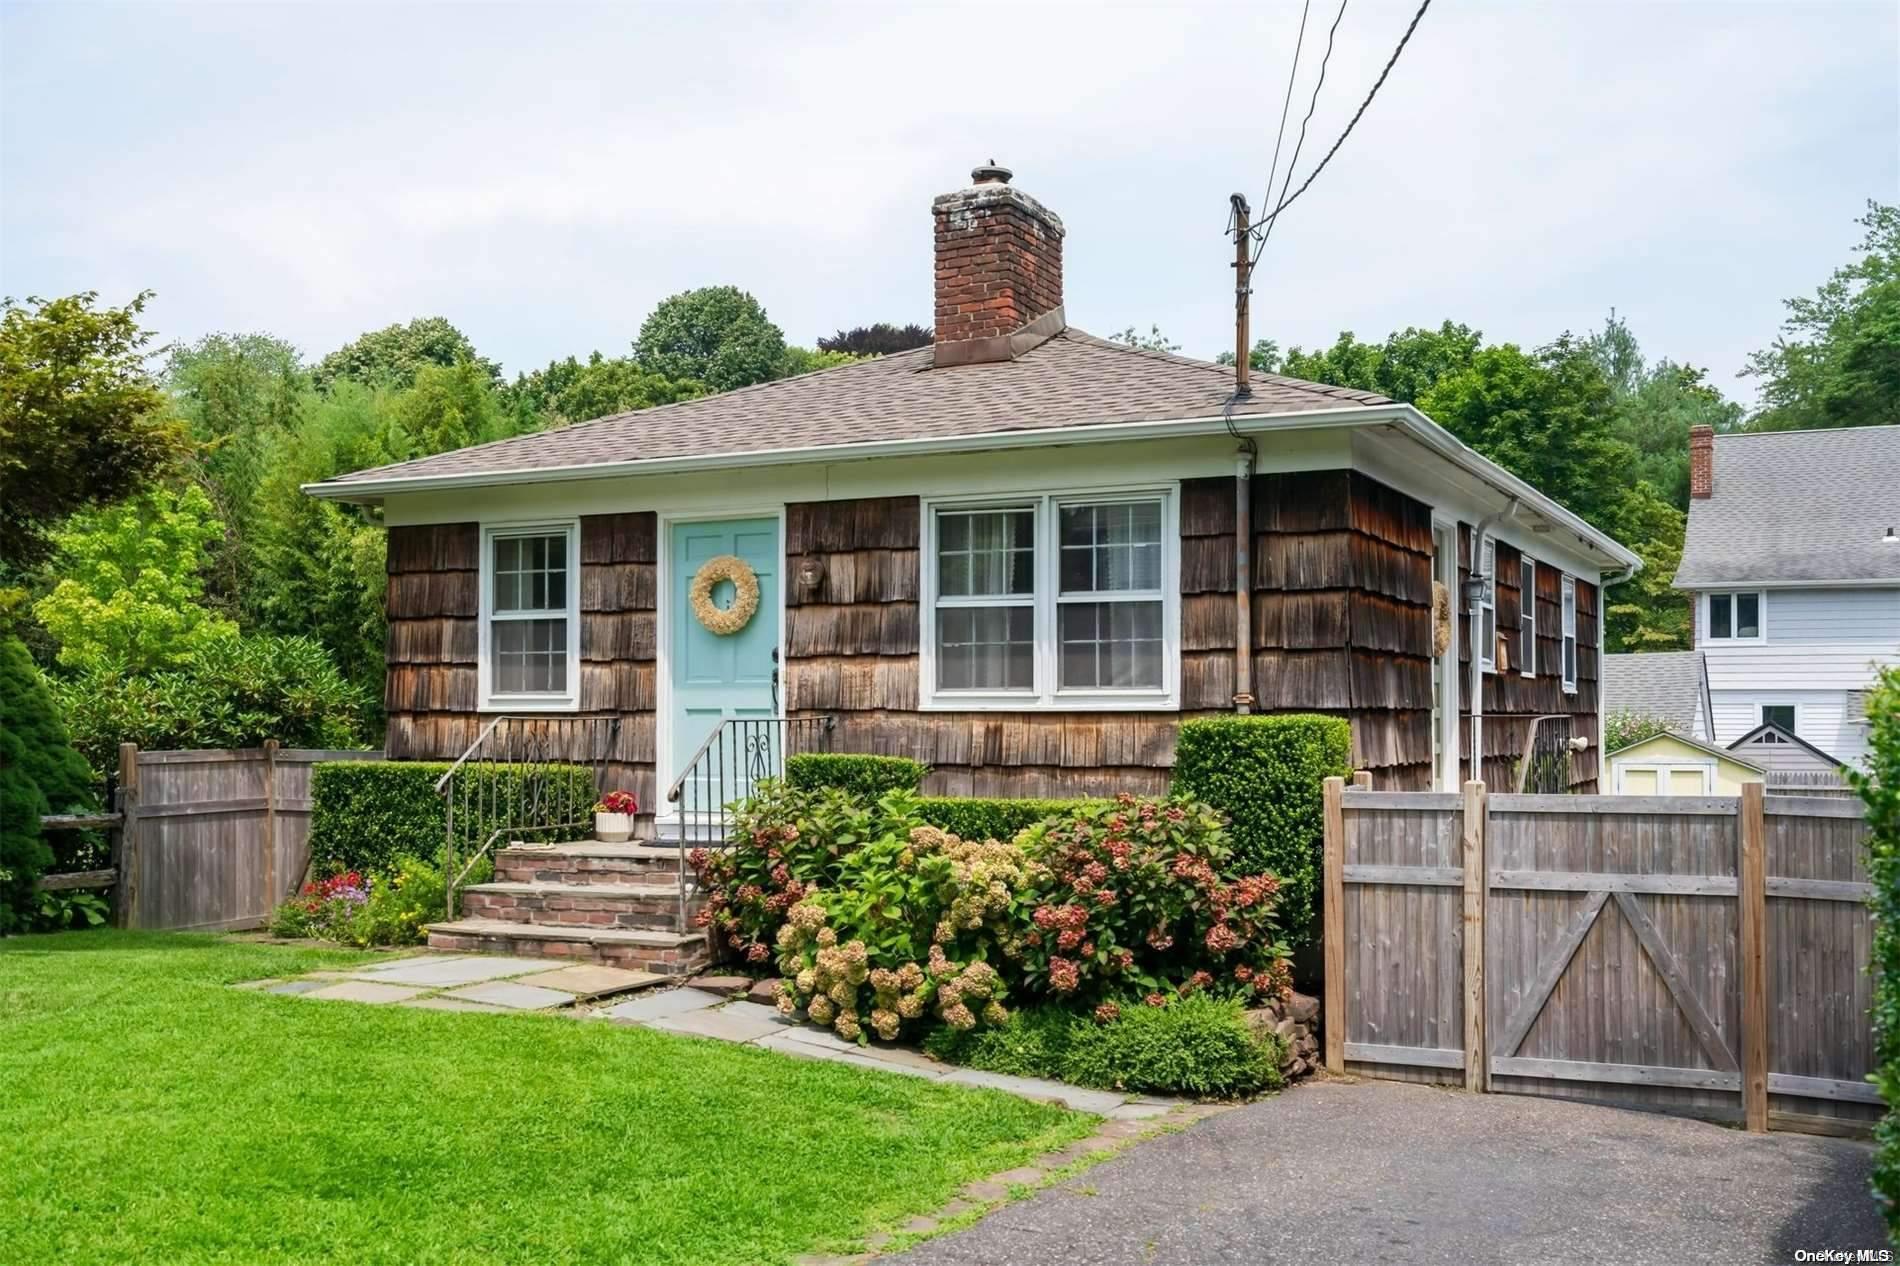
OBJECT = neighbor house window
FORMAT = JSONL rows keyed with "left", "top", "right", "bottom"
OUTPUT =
{"left": 923, "top": 490, "right": 1177, "bottom": 708}
{"left": 1705, "top": 591, "right": 1764, "bottom": 642}
{"left": 1761, "top": 704, "right": 1797, "bottom": 734}
{"left": 1519, "top": 556, "right": 1537, "bottom": 678}
{"left": 1560, "top": 574, "right": 1577, "bottom": 694}
{"left": 1478, "top": 535, "right": 1497, "bottom": 674}
{"left": 479, "top": 521, "right": 580, "bottom": 711}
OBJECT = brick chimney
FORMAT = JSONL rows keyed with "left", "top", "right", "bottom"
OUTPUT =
{"left": 931, "top": 162, "right": 1066, "bottom": 366}
{"left": 1689, "top": 424, "right": 1715, "bottom": 498}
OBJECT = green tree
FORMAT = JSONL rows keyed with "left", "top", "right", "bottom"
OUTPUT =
{"left": 634, "top": 286, "right": 787, "bottom": 392}
{"left": 776, "top": 346, "right": 862, "bottom": 378}
{"left": 1214, "top": 339, "right": 1283, "bottom": 373}
{"left": 312, "top": 316, "right": 498, "bottom": 392}
{"left": 1583, "top": 311, "right": 1742, "bottom": 506}
{"left": 390, "top": 359, "right": 516, "bottom": 454}
{"left": 32, "top": 485, "right": 238, "bottom": 673}
{"left": 1744, "top": 201, "right": 1900, "bottom": 431}
{"left": 0, "top": 636, "right": 95, "bottom": 930}
{"left": 1602, "top": 485, "right": 1690, "bottom": 652}
{"left": 506, "top": 352, "right": 704, "bottom": 426}
{"left": 817, "top": 323, "right": 931, "bottom": 356}
{"left": 1108, "top": 324, "right": 1181, "bottom": 354}
{"left": 0, "top": 291, "right": 184, "bottom": 572}
{"left": 1280, "top": 322, "right": 1482, "bottom": 403}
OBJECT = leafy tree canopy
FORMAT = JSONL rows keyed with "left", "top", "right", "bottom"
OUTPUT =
{"left": 1744, "top": 200, "right": 1900, "bottom": 431}
{"left": 0, "top": 292, "right": 184, "bottom": 572}
{"left": 634, "top": 286, "right": 786, "bottom": 392}
{"left": 1108, "top": 324, "right": 1181, "bottom": 354}
{"left": 776, "top": 346, "right": 862, "bottom": 378}
{"left": 1214, "top": 339, "right": 1283, "bottom": 373}
{"left": 506, "top": 353, "right": 705, "bottom": 427}
{"left": 312, "top": 316, "right": 498, "bottom": 392}
{"left": 32, "top": 485, "right": 238, "bottom": 674}
{"left": 0, "top": 635, "right": 96, "bottom": 929}
{"left": 1280, "top": 321, "right": 1483, "bottom": 404}
{"left": 817, "top": 323, "right": 931, "bottom": 357}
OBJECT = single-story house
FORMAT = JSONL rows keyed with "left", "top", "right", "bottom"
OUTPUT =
{"left": 307, "top": 164, "right": 1638, "bottom": 829}
{"left": 1605, "top": 729, "right": 1764, "bottom": 796}
{"left": 1602, "top": 650, "right": 1712, "bottom": 742}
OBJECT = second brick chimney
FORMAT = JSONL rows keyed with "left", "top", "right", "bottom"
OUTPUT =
{"left": 1690, "top": 424, "right": 1715, "bottom": 498}
{"left": 931, "top": 162, "right": 1065, "bottom": 366}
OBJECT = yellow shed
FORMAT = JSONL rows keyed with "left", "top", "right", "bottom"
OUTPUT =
{"left": 1606, "top": 731, "right": 1766, "bottom": 796}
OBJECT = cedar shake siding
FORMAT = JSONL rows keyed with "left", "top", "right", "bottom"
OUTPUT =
{"left": 1457, "top": 525, "right": 1601, "bottom": 791}
{"left": 384, "top": 513, "right": 659, "bottom": 818}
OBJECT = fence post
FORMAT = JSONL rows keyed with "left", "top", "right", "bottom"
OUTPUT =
{"left": 261, "top": 740, "right": 280, "bottom": 917}
{"left": 1322, "top": 775, "right": 1347, "bottom": 1075}
{"left": 115, "top": 743, "right": 140, "bottom": 929}
{"left": 1739, "top": 780, "right": 1769, "bottom": 1132}
{"left": 1352, "top": 770, "right": 1373, "bottom": 790}
{"left": 1462, "top": 779, "right": 1489, "bottom": 1093}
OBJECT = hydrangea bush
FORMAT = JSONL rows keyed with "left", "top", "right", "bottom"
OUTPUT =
{"left": 1015, "top": 795, "right": 1293, "bottom": 1008}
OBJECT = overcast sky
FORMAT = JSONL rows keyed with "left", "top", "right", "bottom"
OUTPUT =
{"left": 3, "top": 1, "right": 1894, "bottom": 405}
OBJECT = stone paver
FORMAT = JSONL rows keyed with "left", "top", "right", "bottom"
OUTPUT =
{"left": 756, "top": 1030, "right": 946, "bottom": 1079}
{"left": 1106, "top": 1099, "right": 1174, "bottom": 1120}
{"left": 599, "top": 986, "right": 724, "bottom": 1022}
{"left": 512, "top": 964, "right": 660, "bottom": 997}
{"left": 721, "top": 999, "right": 794, "bottom": 1029}
{"left": 263, "top": 979, "right": 330, "bottom": 995}
{"left": 349, "top": 955, "right": 552, "bottom": 987}
{"left": 650, "top": 1006, "right": 788, "bottom": 1043}
{"left": 401, "top": 997, "right": 513, "bottom": 1013}
{"left": 355, "top": 954, "right": 464, "bottom": 974}
{"left": 304, "top": 980, "right": 429, "bottom": 1004}
{"left": 442, "top": 980, "right": 576, "bottom": 1010}
{"left": 941, "top": 1068, "right": 1126, "bottom": 1114}
{"left": 685, "top": 973, "right": 752, "bottom": 995}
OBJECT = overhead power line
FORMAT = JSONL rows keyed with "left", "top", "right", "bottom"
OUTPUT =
{"left": 1256, "top": 0, "right": 1313, "bottom": 235}
{"left": 1249, "top": 0, "right": 1433, "bottom": 242}
{"left": 1254, "top": 0, "right": 1350, "bottom": 267}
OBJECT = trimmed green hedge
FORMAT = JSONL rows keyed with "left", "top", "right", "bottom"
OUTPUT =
{"left": 309, "top": 760, "right": 596, "bottom": 877}
{"left": 1856, "top": 668, "right": 1899, "bottom": 1232}
{"left": 925, "top": 996, "right": 1284, "bottom": 1097}
{"left": 915, "top": 796, "right": 1106, "bottom": 842}
{"left": 1172, "top": 714, "right": 1352, "bottom": 948}
{"left": 785, "top": 754, "right": 927, "bottom": 801}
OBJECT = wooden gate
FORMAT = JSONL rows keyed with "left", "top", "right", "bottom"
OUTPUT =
{"left": 1323, "top": 778, "right": 1878, "bottom": 1134}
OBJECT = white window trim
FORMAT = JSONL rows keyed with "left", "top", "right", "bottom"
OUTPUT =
{"left": 1560, "top": 573, "right": 1578, "bottom": 695}
{"left": 1477, "top": 534, "right": 1497, "bottom": 674}
{"left": 1758, "top": 702, "right": 1800, "bottom": 734}
{"left": 1614, "top": 760, "right": 1715, "bottom": 795}
{"left": 1519, "top": 556, "right": 1536, "bottom": 679}
{"left": 1701, "top": 589, "right": 1767, "bottom": 644}
{"left": 919, "top": 486, "right": 1180, "bottom": 711}
{"left": 477, "top": 518, "right": 581, "bottom": 713}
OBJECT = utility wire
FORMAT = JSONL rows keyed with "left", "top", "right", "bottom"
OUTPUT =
{"left": 1255, "top": 0, "right": 1313, "bottom": 235}
{"left": 1253, "top": 0, "right": 1349, "bottom": 267}
{"left": 1248, "top": 0, "right": 1433, "bottom": 243}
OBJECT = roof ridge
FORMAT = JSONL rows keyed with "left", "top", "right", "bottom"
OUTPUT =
{"left": 1060, "top": 328, "right": 1393, "bottom": 406}
{"left": 1716, "top": 423, "right": 1900, "bottom": 439}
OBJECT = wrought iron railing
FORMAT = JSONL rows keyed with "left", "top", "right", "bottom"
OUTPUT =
{"left": 663, "top": 716, "right": 834, "bottom": 928}
{"left": 435, "top": 714, "right": 622, "bottom": 918}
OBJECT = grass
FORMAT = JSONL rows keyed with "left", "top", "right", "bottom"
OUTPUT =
{"left": 0, "top": 931, "right": 1094, "bottom": 1265}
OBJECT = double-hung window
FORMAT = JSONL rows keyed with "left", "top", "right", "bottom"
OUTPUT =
{"left": 1704, "top": 590, "right": 1764, "bottom": 642}
{"left": 924, "top": 490, "right": 1177, "bottom": 708}
{"left": 479, "top": 521, "right": 580, "bottom": 711}
{"left": 1519, "top": 556, "right": 1537, "bottom": 677}
{"left": 1560, "top": 574, "right": 1578, "bottom": 694}
{"left": 1477, "top": 535, "right": 1497, "bottom": 673}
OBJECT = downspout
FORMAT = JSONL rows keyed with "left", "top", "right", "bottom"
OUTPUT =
{"left": 1233, "top": 437, "right": 1258, "bottom": 713}
{"left": 1468, "top": 499, "right": 1518, "bottom": 786}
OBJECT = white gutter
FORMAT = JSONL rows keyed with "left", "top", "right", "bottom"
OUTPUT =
{"left": 303, "top": 400, "right": 1640, "bottom": 570}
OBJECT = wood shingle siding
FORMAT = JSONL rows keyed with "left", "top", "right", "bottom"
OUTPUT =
{"left": 384, "top": 513, "right": 659, "bottom": 818}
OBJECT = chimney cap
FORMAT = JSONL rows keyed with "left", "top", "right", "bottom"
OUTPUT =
{"left": 971, "top": 160, "right": 1013, "bottom": 185}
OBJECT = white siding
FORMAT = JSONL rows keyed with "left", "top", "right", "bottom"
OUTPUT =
{"left": 1753, "top": 586, "right": 1900, "bottom": 643}
{"left": 1710, "top": 689, "right": 1868, "bottom": 765}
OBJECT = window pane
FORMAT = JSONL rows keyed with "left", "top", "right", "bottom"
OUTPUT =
{"left": 936, "top": 605, "right": 1033, "bottom": 691}
{"left": 1735, "top": 592, "right": 1760, "bottom": 638}
{"left": 1059, "top": 500, "right": 1163, "bottom": 595}
{"left": 1563, "top": 638, "right": 1576, "bottom": 684}
{"left": 938, "top": 510, "right": 1033, "bottom": 597}
{"left": 1058, "top": 601, "right": 1163, "bottom": 689}
{"left": 493, "top": 618, "right": 568, "bottom": 693}
{"left": 1763, "top": 705, "right": 1795, "bottom": 732}
{"left": 1710, "top": 594, "right": 1731, "bottom": 639}
{"left": 493, "top": 532, "right": 566, "bottom": 614}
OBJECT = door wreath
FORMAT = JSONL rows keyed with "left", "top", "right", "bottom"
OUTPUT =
{"left": 690, "top": 555, "right": 760, "bottom": 636}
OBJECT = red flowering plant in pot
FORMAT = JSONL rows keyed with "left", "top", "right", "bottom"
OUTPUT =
{"left": 1014, "top": 794, "right": 1293, "bottom": 1012}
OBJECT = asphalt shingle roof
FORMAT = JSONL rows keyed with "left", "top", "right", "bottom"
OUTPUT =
{"left": 316, "top": 329, "right": 1392, "bottom": 491}
{"left": 1676, "top": 426, "right": 1900, "bottom": 585}
{"left": 1602, "top": 651, "right": 1708, "bottom": 736}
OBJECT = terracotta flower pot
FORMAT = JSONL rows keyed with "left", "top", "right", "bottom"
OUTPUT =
{"left": 595, "top": 811, "right": 633, "bottom": 843}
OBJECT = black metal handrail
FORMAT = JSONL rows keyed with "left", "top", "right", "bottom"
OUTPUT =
{"left": 436, "top": 714, "right": 622, "bottom": 918}
{"left": 663, "top": 716, "right": 834, "bottom": 931}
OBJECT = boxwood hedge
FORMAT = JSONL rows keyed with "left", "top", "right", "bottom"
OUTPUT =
{"left": 1854, "top": 668, "right": 1898, "bottom": 1232}
{"left": 915, "top": 796, "right": 1105, "bottom": 843}
{"left": 784, "top": 753, "right": 927, "bottom": 801}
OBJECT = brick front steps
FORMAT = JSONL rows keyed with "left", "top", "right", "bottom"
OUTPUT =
{"left": 426, "top": 840, "right": 716, "bottom": 975}
{"left": 426, "top": 919, "right": 708, "bottom": 975}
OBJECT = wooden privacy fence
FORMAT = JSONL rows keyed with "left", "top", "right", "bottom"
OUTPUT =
{"left": 1322, "top": 777, "right": 1877, "bottom": 1136}
{"left": 36, "top": 743, "right": 378, "bottom": 932}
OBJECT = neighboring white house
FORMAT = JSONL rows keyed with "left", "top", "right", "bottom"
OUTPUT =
{"left": 1675, "top": 424, "right": 1900, "bottom": 766}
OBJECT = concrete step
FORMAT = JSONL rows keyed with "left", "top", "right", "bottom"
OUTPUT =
{"left": 461, "top": 880, "right": 693, "bottom": 932}
{"left": 652, "top": 818, "right": 732, "bottom": 848}
{"left": 494, "top": 841, "right": 714, "bottom": 886}
{"left": 426, "top": 918, "right": 709, "bottom": 976}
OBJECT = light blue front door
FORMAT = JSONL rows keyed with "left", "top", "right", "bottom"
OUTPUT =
{"left": 669, "top": 517, "right": 779, "bottom": 807}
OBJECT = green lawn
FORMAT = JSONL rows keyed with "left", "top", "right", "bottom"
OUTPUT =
{"left": 0, "top": 932, "right": 1091, "bottom": 1265}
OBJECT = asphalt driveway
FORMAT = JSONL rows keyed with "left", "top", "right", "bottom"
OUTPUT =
{"left": 893, "top": 1078, "right": 1884, "bottom": 1266}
